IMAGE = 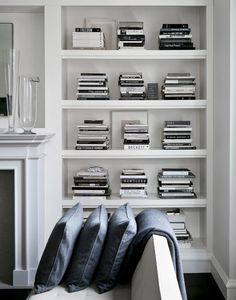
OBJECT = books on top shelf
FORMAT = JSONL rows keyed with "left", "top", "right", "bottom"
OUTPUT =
{"left": 157, "top": 168, "right": 197, "bottom": 199}
{"left": 72, "top": 27, "right": 105, "bottom": 49}
{"left": 123, "top": 122, "right": 150, "bottom": 150}
{"left": 72, "top": 166, "right": 111, "bottom": 200}
{"left": 166, "top": 208, "right": 193, "bottom": 248}
{"left": 77, "top": 73, "right": 110, "bottom": 100}
{"left": 75, "top": 120, "right": 110, "bottom": 150}
{"left": 162, "top": 73, "right": 196, "bottom": 100}
{"left": 162, "top": 120, "right": 196, "bottom": 150}
{"left": 119, "top": 72, "right": 146, "bottom": 100}
{"left": 159, "top": 24, "right": 195, "bottom": 50}
{"left": 120, "top": 168, "right": 148, "bottom": 198}
{"left": 117, "top": 21, "right": 145, "bottom": 49}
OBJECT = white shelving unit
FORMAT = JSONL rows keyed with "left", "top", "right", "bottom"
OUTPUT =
{"left": 55, "top": 0, "right": 213, "bottom": 272}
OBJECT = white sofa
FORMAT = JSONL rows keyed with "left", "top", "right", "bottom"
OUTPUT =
{"left": 27, "top": 235, "right": 182, "bottom": 300}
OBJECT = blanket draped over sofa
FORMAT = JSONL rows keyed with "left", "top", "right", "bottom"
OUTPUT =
{"left": 119, "top": 209, "right": 187, "bottom": 300}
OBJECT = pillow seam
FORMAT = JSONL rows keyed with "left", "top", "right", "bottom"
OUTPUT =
{"left": 45, "top": 204, "right": 81, "bottom": 288}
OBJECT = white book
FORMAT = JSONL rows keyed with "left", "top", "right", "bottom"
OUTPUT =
{"left": 124, "top": 144, "right": 150, "bottom": 150}
{"left": 162, "top": 139, "right": 192, "bottom": 143}
{"left": 117, "top": 29, "right": 144, "bottom": 35}
{"left": 72, "top": 196, "right": 107, "bottom": 201}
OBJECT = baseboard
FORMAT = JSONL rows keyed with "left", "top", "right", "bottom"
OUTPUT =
{"left": 211, "top": 255, "right": 236, "bottom": 300}
{"left": 13, "top": 269, "right": 35, "bottom": 287}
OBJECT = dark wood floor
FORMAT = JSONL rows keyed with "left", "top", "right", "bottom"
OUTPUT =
{"left": 0, "top": 273, "right": 224, "bottom": 300}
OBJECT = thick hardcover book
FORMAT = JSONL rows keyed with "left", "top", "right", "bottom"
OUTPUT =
{"left": 162, "top": 24, "right": 189, "bottom": 29}
{"left": 75, "top": 28, "right": 101, "bottom": 32}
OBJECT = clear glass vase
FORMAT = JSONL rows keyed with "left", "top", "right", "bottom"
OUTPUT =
{"left": 3, "top": 49, "right": 20, "bottom": 133}
{"left": 18, "top": 76, "right": 40, "bottom": 134}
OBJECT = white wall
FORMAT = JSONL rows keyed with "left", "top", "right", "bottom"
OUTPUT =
{"left": 0, "top": 12, "right": 45, "bottom": 129}
{"left": 213, "top": 0, "right": 230, "bottom": 276}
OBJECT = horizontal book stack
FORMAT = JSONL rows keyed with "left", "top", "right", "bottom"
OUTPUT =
{"left": 162, "top": 73, "right": 196, "bottom": 100}
{"left": 120, "top": 169, "right": 148, "bottom": 198}
{"left": 119, "top": 72, "right": 146, "bottom": 100}
{"left": 72, "top": 27, "right": 105, "bottom": 49}
{"left": 157, "top": 168, "right": 196, "bottom": 199}
{"left": 166, "top": 208, "right": 193, "bottom": 248}
{"left": 123, "top": 123, "right": 150, "bottom": 150}
{"left": 162, "top": 120, "right": 196, "bottom": 150}
{"left": 72, "top": 166, "right": 111, "bottom": 200}
{"left": 75, "top": 120, "right": 110, "bottom": 150}
{"left": 117, "top": 21, "right": 145, "bottom": 49}
{"left": 77, "top": 73, "right": 110, "bottom": 100}
{"left": 159, "top": 24, "right": 195, "bottom": 50}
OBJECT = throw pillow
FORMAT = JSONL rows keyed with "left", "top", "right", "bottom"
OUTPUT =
{"left": 95, "top": 203, "right": 137, "bottom": 293}
{"left": 63, "top": 205, "right": 108, "bottom": 292}
{"left": 34, "top": 202, "right": 83, "bottom": 294}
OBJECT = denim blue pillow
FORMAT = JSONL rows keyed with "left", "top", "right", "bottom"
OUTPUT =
{"left": 34, "top": 203, "right": 83, "bottom": 294}
{"left": 95, "top": 203, "right": 137, "bottom": 293}
{"left": 63, "top": 205, "right": 108, "bottom": 292}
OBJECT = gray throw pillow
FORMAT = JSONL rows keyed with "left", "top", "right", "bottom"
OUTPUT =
{"left": 34, "top": 203, "right": 83, "bottom": 294}
{"left": 95, "top": 203, "right": 137, "bottom": 293}
{"left": 63, "top": 205, "right": 108, "bottom": 292}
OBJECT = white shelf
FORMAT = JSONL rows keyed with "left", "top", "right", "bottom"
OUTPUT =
{"left": 62, "top": 149, "right": 207, "bottom": 159}
{"left": 61, "top": 49, "right": 207, "bottom": 60}
{"left": 61, "top": 100, "right": 207, "bottom": 110}
{"left": 180, "top": 238, "right": 210, "bottom": 260}
{"left": 62, "top": 194, "right": 207, "bottom": 209}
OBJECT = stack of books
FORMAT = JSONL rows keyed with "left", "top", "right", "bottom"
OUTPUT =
{"left": 72, "top": 27, "right": 105, "bottom": 49}
{"left": 162, "top": 73, "right": 196, "bottom": 100}
{"left": 123, "top": 123, "right": 150, "bottom": 150}
{"left": 157, "top": 168, "right": 196, "bottom": 199}
{"left": 77, "top": 73, "right": 110, "bottom": 100}
{"left": 162, "top": 120, "right": 196, "bottom": 150}
{"left": 166, "top": 208, "right": 193, "bottom": 248}
{"left": 120, "top": 169, "right": 148, "bottom": 198}
{"left": 159, "top": 24, "right": 195, "bottom": 50}
{"left": 75, "top": 120, "right": 110, "bottom": 150}
{"left": 117, "top": 21, "right": 145, "bottom": 49}
{"left": 72, "top": 166, "right": 111, "bottom": 200}
{"left": 119, "top": 72, "right": 146, "bottom": 100}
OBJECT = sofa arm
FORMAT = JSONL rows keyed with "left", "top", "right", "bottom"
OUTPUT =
{"left": 131, "top": 235, "right": 182, "bottom": 300}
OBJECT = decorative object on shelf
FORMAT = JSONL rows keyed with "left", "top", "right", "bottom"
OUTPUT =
{"left": 119, "top": 72, "right": 146, "bottom": 100}
{"left": 162, "top": 120, "right": 196, "bottom": 150}
{"left": 2, "top": 49, "right": 20, "bottom": 133}
{"left": 159, "top": 24, "right": 195, "bottom": 50}
{"left": 120, "top": 168, "right": 148, "bottom": 198}
{"left": 75, "top": 119, "right": 110, "bottom": 150}
{"left": 147, "top": 83, "right": 159, "bottom": 100}
{"left": 85, "top": 18, "right": 117, "bottom": 50}
{"left": 111, "top": 111, "right": 148, "bottom": 149}
{"left": 72, "top": 27, "right": 105, "bottom": 49}
{"left": 162, "top": 72, "right": 196, "bottom": 100}
{"left": 117, "top": 21, "right": 145, "bottom": 49}
{"left": 157, "top": 168, "right": 196, "bottom": 199}
{"left": 18, "top": 75, "right": 40, "bottom": 134}
{"left": 77, "top": 73, "right": 110, "bottom": 100}
{"left": 72, "top": 166, "right": 111, "bottom": 200}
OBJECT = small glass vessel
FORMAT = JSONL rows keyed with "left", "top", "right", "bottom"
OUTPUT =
{"left": 18, "top": 76, "right": 40, "bottom": 134}
{"left": 2, "top": 49, "right": 20, "bottom": 133}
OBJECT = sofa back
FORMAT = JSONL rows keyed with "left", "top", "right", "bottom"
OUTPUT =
{"left": 131, "top": 235, "right": 182, "bottom": 300}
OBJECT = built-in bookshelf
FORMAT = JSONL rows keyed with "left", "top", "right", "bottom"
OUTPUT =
{"left": 58, "top": 0, "right": 213, "bottom": 271}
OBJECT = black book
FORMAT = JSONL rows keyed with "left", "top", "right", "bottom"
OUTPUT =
{"left": 162, "top": 24, "right": 189, "bottom": 29}
{"left": 75, "top": 28, "right": 101, "bottom": 32}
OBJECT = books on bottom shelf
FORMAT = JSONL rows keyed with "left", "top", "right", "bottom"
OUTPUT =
{"left": 166, "top": 208, "right": 193, "bottom": 248}
{"left": 72, "top": 166, "right": 111, "bottom": 200}
{"left": 120, "top": 168, "right": 148, "bottom": 198}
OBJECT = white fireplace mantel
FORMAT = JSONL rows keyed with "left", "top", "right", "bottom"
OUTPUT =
{"left": 0, "top": 130, "right": 54, "bottom": 287}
